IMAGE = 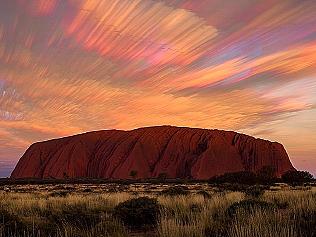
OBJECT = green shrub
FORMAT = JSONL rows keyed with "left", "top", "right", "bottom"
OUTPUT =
{"left": 113, "top": 197, "right": 160, "bottom": 229}
{"left": 161, "top": 186, "right": 190, "bottom": 196}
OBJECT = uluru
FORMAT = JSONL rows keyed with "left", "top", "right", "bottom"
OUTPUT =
{"left": 11, "top": 126, "right": 295, "bottom": 180}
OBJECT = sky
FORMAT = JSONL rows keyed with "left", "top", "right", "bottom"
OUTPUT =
{"left": 0, "top": 0, "right": 315, "bottom": 177}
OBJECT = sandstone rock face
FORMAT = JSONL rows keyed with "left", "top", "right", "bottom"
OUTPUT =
{"left": 11, "top": 126, "right": 295, "bottom": 179}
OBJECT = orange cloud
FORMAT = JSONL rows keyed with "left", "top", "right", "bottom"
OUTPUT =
{"left": 0, "top": 0, "right": 316, "bottom": 176}
{"left": 66, "top": 0, "right": 217, "bottom": 66}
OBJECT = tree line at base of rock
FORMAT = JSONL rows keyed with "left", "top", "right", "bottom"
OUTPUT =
{"left": 127, "top": 166, "right": 314, "bottom": 185}
{"left": 208, "top": 167, "right": 314, "bottom": 185}
{"left": 3, "top": 167, "right": 314, "bottom": 186}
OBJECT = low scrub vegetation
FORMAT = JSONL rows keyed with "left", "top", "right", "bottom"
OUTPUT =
{"left": 161, "top": 186, "right": 190, "bottom": 196}
{"left": 113, "top": 197, "right": 160, "bottom": 229}
{"left": 209, "top": 171, "right": 258, "bottom": 185}
{"left": 0, "top": 181, "right": 315, "bottom": 237}
{"left": 209, "top": 169, "right": 314, "bottom": 186}
{"left": 281, "top": 170, "right": 314, "bottom": 185}
{"left": 225, "top": 199, "right": 277, "bottom": 218}
{"left": 244, "top": 185, "right": 266, "bottom": 198}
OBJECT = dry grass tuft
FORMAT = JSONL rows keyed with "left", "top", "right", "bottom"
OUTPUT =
{"left": 0, "top": 184, "right": 315, "bottom": 237}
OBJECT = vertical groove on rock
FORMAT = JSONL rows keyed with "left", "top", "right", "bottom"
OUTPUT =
{"left": 151, "top": 127, "right": 182, "bottom": 176}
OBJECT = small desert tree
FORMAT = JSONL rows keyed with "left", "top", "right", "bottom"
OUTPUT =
{"left": 129, "top": 170, "right": 138, "bottom": 180}
{"left": 63, "top": 172, "right": 69, "bottom": 179}
{"left": 157, "top": 172, "right": 168, "bottom": 181}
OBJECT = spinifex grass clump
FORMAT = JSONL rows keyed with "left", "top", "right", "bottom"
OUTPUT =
{"left": 47, "top": 203, "right": 103, "bottom": 229}
{"left": 196, "top": 190, "right": 212, "bottom": 199}
{"left": 296, "top": 209, "right": 316, "bottom": 237}
{"left": 271, "top": 197, "right": 289, "bottom": 209}
{"left": 113, "top": 197, "right": 160, "bottom": 229}
{"left": 49, "top": 190, "right": 71, "bottom": 197}
{"left": 225, "top": 199, "right": 277, "bottom": 218}
{"left": 0, "top": 208, "right": 26, "bottom": 236}
{"left": 0, "top": 183, "right": 315, "bottom": 237}
{"left": 244, "top": 185, "right": 266, "bottom": 198}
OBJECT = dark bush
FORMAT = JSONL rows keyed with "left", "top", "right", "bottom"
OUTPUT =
{"left": 217, "top": 183, "right": 249, "bottom": 193}
{"left": 107, "top": 187, "right": 118, "bottom": 193}
{"left": 129, "top": 170, "right": 138, "bottom": 179}
{"left": 206, "top": 198, "right": 274, "bottom": 237}
{"left": 281, "top": 170, "right": 314, "bottom": 185}
{"left": 226, "top": 199, "right": 276, "bottom": 218}
{"left": 113, "top": 197, "right": 160, "bottom": 229}
{"left": 157, "top": 172, "right": 168, "bottom": 181}
{"left": 244, "top": 186, "right": 266, "bottom": 198}
{"left": 107, "top": 185, "right": 127, "bottom": 193}
{"left": 161, "top": 186, "right": 190, "bottom": 196}
{"left": 256, "top": 166, "right": 277, "bottom": 184}
{"left": 82, "top": 188, "right": 93, "bottom": 192}
{"left": 209, "top": 171, "right": 257, "bottom": 185}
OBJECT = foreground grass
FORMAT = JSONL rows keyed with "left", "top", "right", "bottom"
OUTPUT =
{"left": 0, "top": 184, "right": 315, "bottom": 237}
